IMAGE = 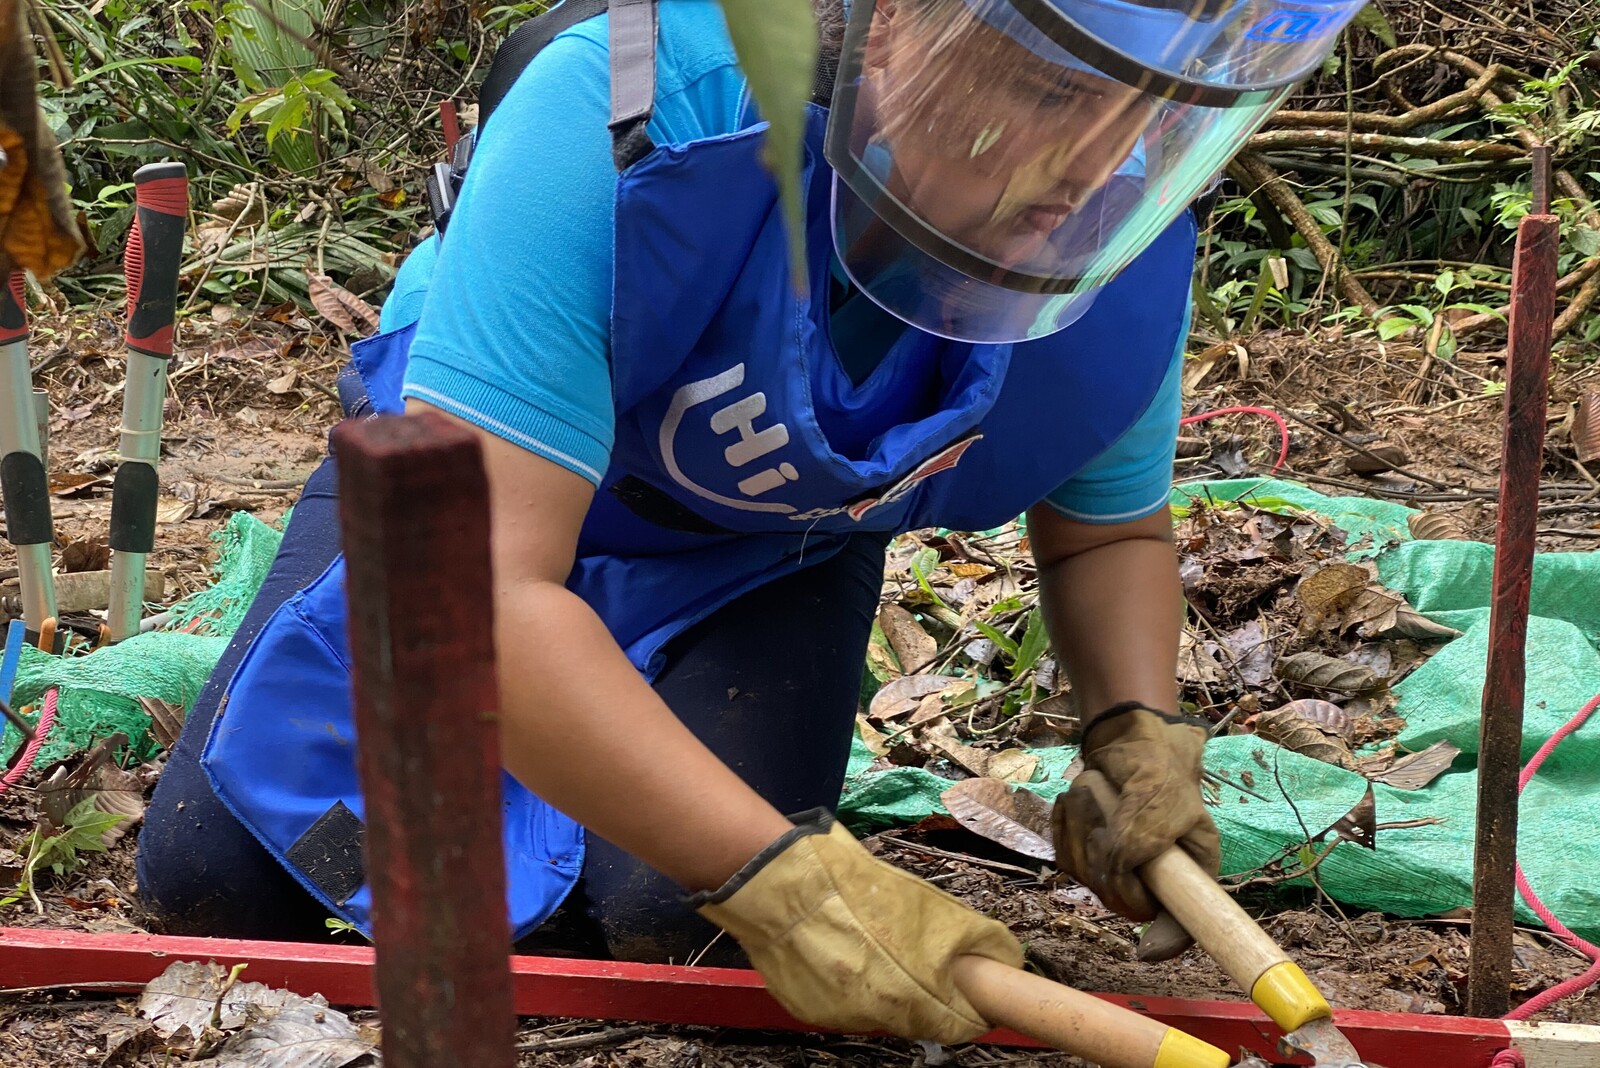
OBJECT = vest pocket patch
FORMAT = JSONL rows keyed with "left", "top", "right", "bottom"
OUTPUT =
{"left": 285, "top": 800, "right": 366, "bottom": 906}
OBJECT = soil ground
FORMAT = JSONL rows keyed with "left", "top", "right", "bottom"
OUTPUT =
{"left": 1, "top": 307, "right": 1597, "bottom": 1066}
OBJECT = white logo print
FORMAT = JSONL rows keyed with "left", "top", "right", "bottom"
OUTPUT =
{"left": 659, "top": 363, "right": 800, "bottom": 513}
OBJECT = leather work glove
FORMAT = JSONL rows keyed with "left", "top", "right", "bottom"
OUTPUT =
{"left": 691, "top": 809, "right": 1023, "bottom": 1044}
{"left": 1052, "top": 703, "right": 1221, "bottom": 959}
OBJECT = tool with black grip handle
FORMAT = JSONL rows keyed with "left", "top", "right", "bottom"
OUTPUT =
{"left": 0, "top": 271, "right": 59, "bottom": 648}
{"left": 107, "top": 161, "right": 188, "bottom": 642}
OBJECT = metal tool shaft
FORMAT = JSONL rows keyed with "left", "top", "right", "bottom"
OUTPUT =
{"left": 0, "top": 271, "right": 57, "bottom": 637}
{"left": 108, "top": 161, "right": 187, "bottom": 641}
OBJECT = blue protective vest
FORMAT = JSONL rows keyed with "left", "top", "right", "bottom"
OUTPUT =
{"left": 201, "top": 95, "right": 1195, "bottom": 937}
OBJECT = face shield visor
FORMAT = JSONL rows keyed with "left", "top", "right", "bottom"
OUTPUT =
{"left": 825, "top": 0, "right": 1368, "bottom": 343}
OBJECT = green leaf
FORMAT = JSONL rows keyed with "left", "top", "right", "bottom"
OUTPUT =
{"left": 1377, "top": 318, "right": 1414, "bottom": 340}
{"left": 1435, "top": 270, "right": 1456, "bottom": 297}
{"left": 1352, "top": 6, "right": 1398, "bottom": 48}
{"left": 76, "top": 55, "right": 204, "bottom": 82}
{"left": 1012, "top": 608, "right": 1050, "bottom": 679}
{"left": 974, "top": 620, "right": 1021, "bottom": 660}
{"left": 717, "top": 0, "right": 819, "bottom": 289}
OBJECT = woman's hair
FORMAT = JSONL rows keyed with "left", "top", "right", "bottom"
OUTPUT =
{"left": 815, "top": 0, "right": 846, "bottom": 73}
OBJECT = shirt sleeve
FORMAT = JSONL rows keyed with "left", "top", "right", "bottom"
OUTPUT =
{"left": 400, "top": 29, "right": 619, "bottom": 483}
{"left": 1040, "top": 345, "right": 1183, "bottom": 524}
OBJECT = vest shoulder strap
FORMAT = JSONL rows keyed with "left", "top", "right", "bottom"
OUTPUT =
{"left": 479, "top": 0, "right": 612, "bottom": 131}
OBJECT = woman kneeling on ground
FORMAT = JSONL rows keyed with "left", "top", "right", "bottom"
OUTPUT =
{"left": 139, "top": 0, "right": 1362, "bottom": 1044}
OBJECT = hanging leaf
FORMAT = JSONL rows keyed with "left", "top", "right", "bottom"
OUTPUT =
{"left": 1253, "top": 706, "right": 1358, "bottom": 770}
{"left": 717, "top": 0, "right": 819, "bottom": 289}
{"left": 1408, "top": 510, "right": 1472, "bottom": 541}
{"left": 0, "top": 3, "right": 84, "bottom": 278}
{"left": 306, "top": 270, "right": 380, "bottom": 337}
{"left": 939, "top": 777, "right": 1055, "bottom": 861}
{"left": 1368, "top": 739, "right": 1461, "bottom": 790}
{"left": 1276, "top": 651, "right": 1381, "bottom": 693}
{"left": 1316, "top": 784, "right": 1377, "bottom": 849}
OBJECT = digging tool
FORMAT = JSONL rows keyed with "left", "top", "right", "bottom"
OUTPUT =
{"left": 1139, "top": 847, "right": 1377, "bottom": 1066}
{"left": 953, "top": 955, "right": 1231, "bottom": 1068}
{"left": 106, "top": 161, "right": 188, "bottom": 643}
{"left": 0, "top": 270, "right": 58, "bottom": 649}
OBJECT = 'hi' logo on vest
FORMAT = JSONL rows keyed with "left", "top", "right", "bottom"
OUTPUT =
{"left": 659, "top": 363, "right": 800, "bottom": 514}
{"left": 1245, "top": 8, "right": 1343, "bottom": 42}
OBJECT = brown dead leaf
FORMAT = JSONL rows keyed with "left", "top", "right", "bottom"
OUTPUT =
{"left": 986, "top": 748, "right": 1039, "bottom": 784}
{"left": 1273, "top": 698, "right": 1351, "bottom": 739}
{"left": 1575, "top": 389, "right": 1600, "bottom": 465}
{"left": 868, "top": 673, "right": 963, "bottom": 722}
{"left": 1408, "top": 510, "right": 1471, "bottom": 541}
{"left": 38, "top": 734, "right": 144, "bottom": 847}
{"left": 1252, "top": 706, "right": 1358, "bottom": 769}
{"left": 855, "top": 714, "right": 889, "bottom": 759}
{"left": 1368, "top": 739, "right": 1461, "bottom": 790}
{"left": 1298, "top": 563, "right": 1368, "bottom": 621}
{"left": 1177, "top": 629, "right": 1225, "bottom": 686}
{"left": 1346, "top": 443, "right": 1410, "bottom": 476}
{"left": 878, "top": 603, "right": 937, "bottom": 674}
{"left": 1317, "top": 783, "right": 1377, "bottom": 849}
{"left": 1276, "top": 651, "right": 1381, "bottom": 693}
{"left": 140, "top": 696, "right": 188, "bottom": 750}
{"left": 306, "top": 270, "right": 381, "bottom": 338}
{"left": 50, "top": 471, "right": 111, "bottom": 498}
{"left": 58, "top": 534, "right": 110, "bottom": 573}
{"left": 947, "top": 562, "right": 990, "bottom": 579}
{"left": 266, "top": 369, "right": 298, "bottom": 394}
{"left": 921, "top": 719, "right": 993, "bottom": 777}
{"left": 940, "top": 777, "right": 1055, "bottom": 861}
{"left": 156, "top": 497, "right": 196, "bottom": 525}
{"left": 1383, "top": 604, "right": 1462, "bottom": 641}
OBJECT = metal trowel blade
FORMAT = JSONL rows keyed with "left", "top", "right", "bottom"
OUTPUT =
{"left": 1278, "top": 1016, "right": 1372, "bottom": 1066}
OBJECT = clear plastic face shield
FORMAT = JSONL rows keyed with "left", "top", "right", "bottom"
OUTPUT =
{"left": 824, "top": 0, "right": 1368, "bottom": 342}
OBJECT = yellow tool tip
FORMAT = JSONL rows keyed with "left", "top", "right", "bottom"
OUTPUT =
{"left": 1250, "top": 960, "right": 1332, "bottom": 1034}
{"left": 1153, "top": 1027, "right": 1232, "bottom": 1068}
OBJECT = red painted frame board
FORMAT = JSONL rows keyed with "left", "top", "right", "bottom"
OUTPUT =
{"left": 0, "top": 927, "right": 1520, "bottom": 1066}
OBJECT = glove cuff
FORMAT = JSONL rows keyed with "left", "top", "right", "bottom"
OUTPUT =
{"left": 682, "top": 807, "right": 836, "bottom": 908}
{"left": 1081, "top": 702, "right": 1189, "bottom": 747}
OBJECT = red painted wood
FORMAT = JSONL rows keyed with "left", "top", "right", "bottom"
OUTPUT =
{"left": 0, "top": 928, "right": 1518, "bottom": 1065}
{"left": 332, "top": 414, "right": 515, "bottom": 1068}
{"left": 1469, "top": 213, "right": 1561, "bottom": 1019}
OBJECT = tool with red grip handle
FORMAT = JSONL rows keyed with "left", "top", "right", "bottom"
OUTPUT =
{"left": 0, "top": 271, "right": 59, "bottom": 647}
{"left": 107, "top": 161, "right": 188, "bottom": 642}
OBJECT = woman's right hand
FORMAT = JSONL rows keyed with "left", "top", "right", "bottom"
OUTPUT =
{"left": 694, "top": 810, "right": 1022, "bottom": 1044}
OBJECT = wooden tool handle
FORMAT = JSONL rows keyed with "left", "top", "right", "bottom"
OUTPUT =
{"left": 952, "top": 956, "right": 1231, "bottom": 1068}
{"left": 1139, "top": 848, "right": 1330, "bottom": 1033}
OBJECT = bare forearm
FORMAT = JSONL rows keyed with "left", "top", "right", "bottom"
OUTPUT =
{"left": 494, "top": 579, "right": 791, "bottom": 892}
{"left": 1035, "top": 522, "right": 1182, "bottom": 719}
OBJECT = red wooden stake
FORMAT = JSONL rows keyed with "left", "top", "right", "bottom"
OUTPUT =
{"left": 1467, "top": 212, "right": 1561, "bottom": 1018}
{"left": 332, "top": 412, "right": 514, "bottom": 1068}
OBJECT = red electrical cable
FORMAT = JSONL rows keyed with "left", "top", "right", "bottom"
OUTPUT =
{"left": 1178, "top": 405, "right": 1291, "bottom": 475}
{"left": 0, "top": 687, "right": 58, "bottom": 794}
{"left": 1502, "top": 692, "right": 1600, "bottom": 1022}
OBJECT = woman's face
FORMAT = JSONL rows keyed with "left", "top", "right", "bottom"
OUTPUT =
{"left": 864, "top": 1, "right": 1157, "bottom": 269}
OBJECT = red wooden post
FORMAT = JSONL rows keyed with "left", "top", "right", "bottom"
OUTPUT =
{"left": 332, "top": 412, "right": 514, "bottom": 1068}
{"left": 1467, "top": 212, "right": 1560, "bottom": 1018}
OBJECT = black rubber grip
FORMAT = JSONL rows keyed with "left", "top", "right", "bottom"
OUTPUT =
{"left": 108, "top": 462, "right": 158, "bottom": 553}
{"left": 125, "top": 162, "right": 189, "bottom": 359}
{"left": 0, "top": 452, "right": 53, "bottom": 546}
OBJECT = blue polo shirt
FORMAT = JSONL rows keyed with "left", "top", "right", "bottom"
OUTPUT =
{"left": 390, "top": 0, "right": 1182, "bottom": 523}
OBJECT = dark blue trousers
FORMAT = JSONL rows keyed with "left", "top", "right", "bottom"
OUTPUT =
{"left": 138, "top": 408, "right": 883, "bottom": 962}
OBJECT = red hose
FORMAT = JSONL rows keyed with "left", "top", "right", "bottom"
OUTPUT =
{"left": 1179, "top": 405, "right": 1290, "bottom": 475}
{"left": 0, "top": 687, "right": 58, "bottom": 794}
{"left": 1492, "top": 1051, "right": 1526, "bottom": 1067}
{"left": 1502, "top": 692, "right": 1600, "bottom": 1022}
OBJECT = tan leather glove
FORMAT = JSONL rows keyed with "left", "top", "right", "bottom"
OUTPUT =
{"left": 692, "top": 809, "right": 1023, "bottom": 1044}
{"left": 1053, "top": 704, "right": 1220, "bottom": 941}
